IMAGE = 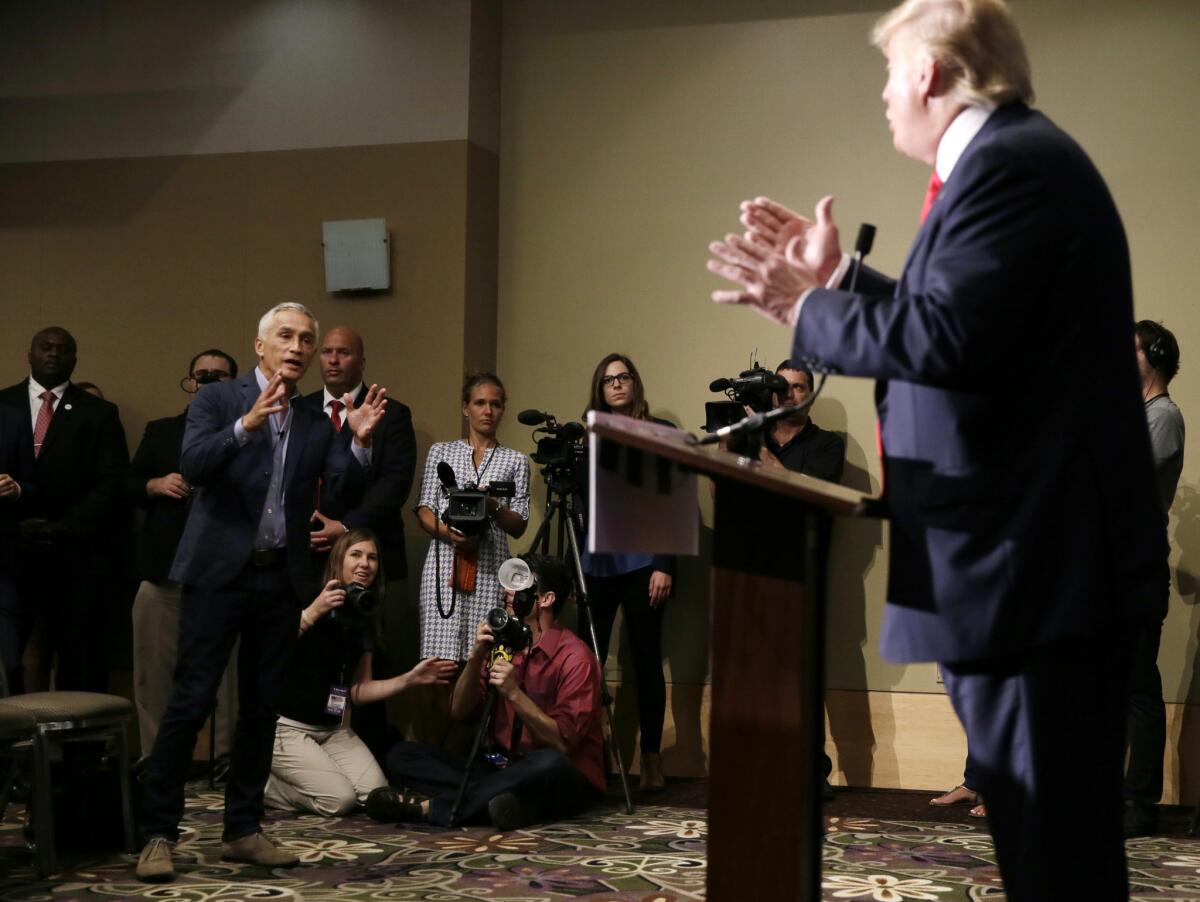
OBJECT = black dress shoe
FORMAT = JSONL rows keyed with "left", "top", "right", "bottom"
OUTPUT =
{"left": 488, "top": 792, "right": 537, "bottom": 831}
{"left": 1124, "top": 802, "right": 1159, "bottom": 838}
{"left": 365, "top": 786, "right": 425, "bottom": 823}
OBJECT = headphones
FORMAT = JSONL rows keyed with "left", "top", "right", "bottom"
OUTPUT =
{"left": 1141, "top": 321, "right": 1169, "bottom": 371}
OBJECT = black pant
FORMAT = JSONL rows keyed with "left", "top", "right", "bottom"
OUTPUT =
{"left": 942, "top": 620, "right": 1134, "bottom": 901}
{"left": 1124, "top": 618, "right": 1166, "bottom": 807}
{"left": 17, "top": 537, "right": 109, "bottom": 692}
{"left": 386, "top": 740, "right": 601, "bottom": 827}
{"left": 139, "top": 562, "right": 298, "bottom": 843}
{"left": 579, "top": 567, "right": 665, "bottom": 753}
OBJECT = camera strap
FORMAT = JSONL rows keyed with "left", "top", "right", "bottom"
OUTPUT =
{"left": 471, "top": 443, "right": 497, "bottom": 487}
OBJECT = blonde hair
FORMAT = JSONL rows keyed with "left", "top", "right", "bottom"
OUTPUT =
{"left": 872, "top": 0, "right": 1033, "bottom": 106}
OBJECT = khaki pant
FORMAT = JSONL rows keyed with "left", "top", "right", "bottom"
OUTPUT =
{"left": 264, "top": 718, "right": 388, "bottom": 816}
{"left": 132, "top": 580, "right": 238, "bottom": 759}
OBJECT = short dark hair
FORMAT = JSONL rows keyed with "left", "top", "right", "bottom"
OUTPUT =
{"left": 461, "top": 371, "right": 506, "bottom": 405}
{"left": 1135, "top": 321, "right": 1180, "bottom": 383}
{"left": 189, "top": 348, "right": 239, "bottom": 379}
{"left": 775, "top": 359, "right": 814, "bottom": 390}
{"left": 522, "top": 554, "right": 572, "bottom": 616}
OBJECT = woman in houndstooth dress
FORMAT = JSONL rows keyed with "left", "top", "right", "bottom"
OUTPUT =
{"left": 414, "top": 373, "right": 530, "bottom": 661}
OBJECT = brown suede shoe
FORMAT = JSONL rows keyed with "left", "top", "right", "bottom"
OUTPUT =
{"left": 136, "top": 836, "right": 176, "bottom": 882}
{"left": 221, "top": 832, "right": 299, "bottom": 867}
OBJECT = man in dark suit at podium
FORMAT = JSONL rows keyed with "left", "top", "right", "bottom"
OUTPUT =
{"left": 707, "top": 0, "right": 1165, "bottom": 897}
{"left": 0, "top": 326, "right": 129, "bottom": 693}
{"left": 305, "top": 326, "right": 416, "bottom": 756}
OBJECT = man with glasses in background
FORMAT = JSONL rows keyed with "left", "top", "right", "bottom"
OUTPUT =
{"left": 127, "top": 350, "right": 239, "bottom": 770}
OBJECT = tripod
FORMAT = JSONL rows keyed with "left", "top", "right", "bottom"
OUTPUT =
{"left": 448, "top": 645, "right": 509, "bottom": 827}
{"left": 528, "top": 461, "right": 635, "bottom": 814}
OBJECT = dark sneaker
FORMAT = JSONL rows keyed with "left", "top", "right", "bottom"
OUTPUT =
{"left": 365, "top": 786, "right": 425, "bottom": 823}
{"left": 135, "top": 836, "right": 176, "bottom": 882}
{"left": 221, "top": 832, "right": 298, "bottom": 867}
{"left": 488, "top": 792, "right": 536, "bottom": 831}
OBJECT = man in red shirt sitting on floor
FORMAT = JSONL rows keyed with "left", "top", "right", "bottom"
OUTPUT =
{"left": 370, "top": 554, "right": 606, "bottom": 830}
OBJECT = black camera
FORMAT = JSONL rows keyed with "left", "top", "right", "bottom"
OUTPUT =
{"left": 441, "top": 481, "right": 516, "bottom": 536}
{"left": 327, "top": 582, "right": 378, "bottom": 625}
{"left": 706, "top": 365, "right": 788, "bottom": 429}
{"left": 519, "top": 409, "right": 587, "bottom": 470}
{"left": 486, "top": 607, "right": 532, "bottom": 652}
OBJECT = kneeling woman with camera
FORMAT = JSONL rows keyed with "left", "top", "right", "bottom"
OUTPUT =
{"left": 264, "top": 529, "right": 457, "bottom": 816}
{"left": 415, "top": 373, "right": 531, "bottom": 664}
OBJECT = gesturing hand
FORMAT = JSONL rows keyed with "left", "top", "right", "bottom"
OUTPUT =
{"left": 345, "top": 383, "right": 388, "bottom": 448}
{"left": 242, "top": 372, "right": 287, "bottom": 432}
{"left": 407, "top": 657, "right": 459, "bottom": 687}
{"left": 741, "top": 195, "right": 842, "bottom": 285}
{"left": 708, "top": 232, "right": 817, "bottom": 326}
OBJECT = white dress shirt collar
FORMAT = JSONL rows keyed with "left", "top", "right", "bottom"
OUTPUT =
{"left": 323, "top": 384, "right": 363, "bottom": 411}
{"left": 936, "top": 104, "right": 997, "bottom": 183}
{"left": 28, "top": 376, "right": 68, "bottom": 401}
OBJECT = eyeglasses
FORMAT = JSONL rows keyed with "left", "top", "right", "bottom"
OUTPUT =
{"left": 601, "top": 372, "right": 634, "bottom": 387}
{"left": 191, "top": 369, "right": 231, "bottom": 383}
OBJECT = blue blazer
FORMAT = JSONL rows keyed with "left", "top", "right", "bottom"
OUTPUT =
{"left": 170, "top": 372, "right": 365, "bottom": 600}
{"left": 794, "top": 102, "right": 1167, "bottom": 663}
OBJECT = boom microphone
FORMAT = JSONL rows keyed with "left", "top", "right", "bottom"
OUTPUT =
{"left": 709, "top": 377, "right": 733, "bottom": 392}
{"left": 517, "top": 409, "right": 548, "bottom": 426}
{"left": 437, "top": 461, "right": 458, "bottom": 489}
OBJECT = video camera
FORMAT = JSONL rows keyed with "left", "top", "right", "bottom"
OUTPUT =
{"left": 704, "top": 362, "right": 788, "bottom": 432}
{"left": 436, "top": 461, "right": 515, "bottom": 536}
{"left": 518, "top": 409, "right": 587, "bottom": 470}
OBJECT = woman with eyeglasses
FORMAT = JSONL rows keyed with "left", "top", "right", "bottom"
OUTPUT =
{"left": 580, "top": 353, "right": 676, "bottom": 791}
{"left": 414, "top": 373, "right": 531, "bottom": 668}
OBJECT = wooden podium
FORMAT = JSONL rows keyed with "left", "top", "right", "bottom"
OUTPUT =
{"left": 588, "top": 412, "right": 872, "bottom": 901}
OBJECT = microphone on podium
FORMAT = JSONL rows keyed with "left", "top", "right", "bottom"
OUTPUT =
{"left": 848, "top": 223, "right": 876, "bottom": 293}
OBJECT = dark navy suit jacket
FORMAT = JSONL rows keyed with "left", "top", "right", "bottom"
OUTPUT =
{"left": 170, "top": 372, "right": 365, "bottom": 600}
{"left": 303, "top": 386, "right": 416, "bottom": 578}
{"left": 794, "top": 102, "right": 1167, "bottom": 664}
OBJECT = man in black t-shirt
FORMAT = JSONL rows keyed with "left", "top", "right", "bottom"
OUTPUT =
{"left": 761, "top": 361, "right": 845, "bottom": 482}
{"left": 763, "top": 360, "right": 845, "bottom": 796}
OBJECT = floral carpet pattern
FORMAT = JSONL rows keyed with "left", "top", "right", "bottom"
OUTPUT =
{"left": 4, "top": 785, "right": 1200, "bottom": 899}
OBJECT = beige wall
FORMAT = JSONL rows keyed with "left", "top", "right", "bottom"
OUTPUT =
{"left": 2, "top": 0, "right": 1200, "bottom": 789}
{"left": 497, "top": 0, "right": 1200, "bottom": 710}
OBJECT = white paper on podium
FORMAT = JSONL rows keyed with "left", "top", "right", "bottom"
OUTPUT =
{"left": 587, "top": 414, "right": 698, "bottom": 556}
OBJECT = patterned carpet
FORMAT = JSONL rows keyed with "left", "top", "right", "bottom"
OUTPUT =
{"left": 5, "top": 783, "right": 1200, "bottom": 900}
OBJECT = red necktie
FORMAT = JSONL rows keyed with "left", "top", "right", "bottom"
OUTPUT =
{"left": 329, "top": 399, "right": 343, "bottom": 432}
{"left": 33, "top": 390, "right": 56, "bottom": 457}
{"left": 920, "top": 170, "right": 943, "bottom": 224}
